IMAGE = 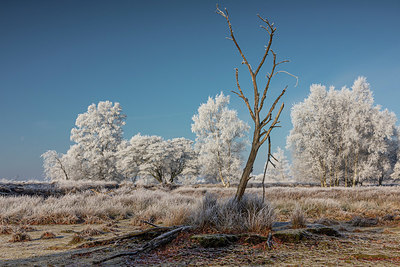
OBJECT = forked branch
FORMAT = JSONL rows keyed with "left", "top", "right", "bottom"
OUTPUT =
{"left": 232, "top": 68, "right": 256, "bottom": 122}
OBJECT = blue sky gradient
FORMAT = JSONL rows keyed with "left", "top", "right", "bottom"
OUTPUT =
{"left": 1, "top": 0, "right": 399, "bottom": 180}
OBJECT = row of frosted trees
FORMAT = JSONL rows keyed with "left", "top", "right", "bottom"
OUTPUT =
{"left": 42, "top": 93, "right": 250, "bottom": 186}
{"left": 43, "top": 77, "right": 400, "bottom": 186}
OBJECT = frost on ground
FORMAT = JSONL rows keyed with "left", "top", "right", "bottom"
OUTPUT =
{"left": 0, "top": 182, "right": 400, "bottom": 265}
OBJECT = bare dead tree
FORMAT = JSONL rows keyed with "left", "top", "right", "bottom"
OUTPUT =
{"left": 216, "top": 5, "right": 297, "bottom": 201}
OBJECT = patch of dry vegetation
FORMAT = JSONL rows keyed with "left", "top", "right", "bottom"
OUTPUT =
{"left": 191, "top": 193, "right": 275, "bottom": 234}
{"left": 291, "top": 204, "right": 306, "bottom": 228}
{"left": 0, "top": 182, "right": 399, "bottom": 231}
{"left": 8, "top": 231, "right": 31, "bottom": 242}
{"left": 40, "top": 231, "right": 56, "bottom": 239}
{"left": 0, "top": 225, "right": 12, "bottom": 234}
{"left": 78, "top": 227, "right": 104, "bottom": 237}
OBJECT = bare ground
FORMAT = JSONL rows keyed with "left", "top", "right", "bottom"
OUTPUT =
{"left": 1, "top": 183, "right": 400, "bottom": 266}
{"left": 1, "top": 221, "right": 399, "bottom": 266}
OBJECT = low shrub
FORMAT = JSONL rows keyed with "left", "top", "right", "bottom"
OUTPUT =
{"left": 191, "top": 193, "right": 275, "bottom": 234}
{"left": 9, "top": 231, "right": 31, "bottom": 242}
{"left": 40, "top": 231, "right": 57, "bottom": 239}
{"left": 0, "top": 225, "right": 13, "bottom": 234}
{"left": 291, "top": 205, "right": 306, "bottom": 229}
{"left": 79, "top": 227, "right": 104, "bottom": 237}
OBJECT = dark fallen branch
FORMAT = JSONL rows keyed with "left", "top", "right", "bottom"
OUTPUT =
{"left": 77, "top": 226, "right": 172, "bottom": 249}
{"left": 140, "top": 220, "right": 161, "bottom": 228}
{"left": 93, "top": 225, "right": 192, "bottom": 264}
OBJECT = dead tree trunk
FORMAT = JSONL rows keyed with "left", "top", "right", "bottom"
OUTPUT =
{"left": 217, "top": 6, "right": 296, "bottom": 201}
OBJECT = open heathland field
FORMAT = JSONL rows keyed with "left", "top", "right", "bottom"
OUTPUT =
{"left": 0, "top": 181, "right": 400, "bottom": 266}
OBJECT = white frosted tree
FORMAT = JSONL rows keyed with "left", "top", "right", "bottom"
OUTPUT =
{"left": 140, "top": 137, "right": 197, "bottom": 184}
{"left": 68, "top": 101, "right": 126, "bottom": 181}
{"left": 287, "top": 77, "right": 397, "bottom": 186}
{"left": 116, "top": 134, "right": 162, "bottom": 182}
{"left": 41, "top": 150, "right": 69, "bottom": 181}
{"left": 191, "top": 92, "right": 249, "bottom": 187}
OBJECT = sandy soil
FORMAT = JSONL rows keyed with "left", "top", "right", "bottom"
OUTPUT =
{"left": 1, "top": 221, "right": 399, "bottom": 266}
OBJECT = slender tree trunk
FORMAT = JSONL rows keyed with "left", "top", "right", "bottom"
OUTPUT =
{"left": 353, "top": 153, "right": 358, "bottom": 187}
{"left": 235, "top": 137, "right": 260, "bottom": 200}
{"left": 378, "top": 175, "right": 384, "bottom": 186}
{"left": 56, "top": 157, "right": 69, "bottom": 180}
{"left": 216, "top": 151, "right": 229, "bottom": 187}
{"left": 344, "top": 157, "right": 347, "bottom": 187}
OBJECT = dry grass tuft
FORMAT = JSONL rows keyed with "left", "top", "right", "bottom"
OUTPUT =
{"left": 0, "top": 225, "right": 13, "bottom": 235}
{"left": 78, "top": 227, "right": 104, "bottom": 237}
{"left": 68, "top": 235, "right": 86, "bottom": 245}
{"left": 291, "top": 205, "right": 306, "bottom": 229}
{"left": 40, "top": 231, "right": 57, "bottom": 239}
{"left": 9, "top": 231, "right": 31, "bottom": 242}
{"left": 17, "top": 225, "right": 36, "bottom": 232}
{"left": 191, "top": 193, "right": 275, "bottom": 234}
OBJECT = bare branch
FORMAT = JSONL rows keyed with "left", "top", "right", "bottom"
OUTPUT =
{"left": 141, "top": 220, "right": 161, "bottom": 228}
{"left": 261, "top": 85, "right": 287, "bottom": 127}
{"left": 260, "top": 102, "right": 284, "bottom": 145}
{"left": 257, "top": 15, "right": 275, "bottom": 31}
{"left": 233, "top": 68, "right": 256, "bottom": 121}
{"left": 260, "top": 25, "right": 271, "bottom": 35}
{"left": 216, "top": 5, "right": 253, "bottom": 75}
{"left": 262, "top": 135, "right": 272, "bottom": 202}
{"left": 276, "top": 60, "right": 290, "bottom": 66}
{"left": 272, "top": 71, "right": 299, "bottom": 87}
{"left": 254, "top": 15, "right": 275, "bottom": 76}
{"left": 259, "top": 51, "right": 277, "bottom": 112}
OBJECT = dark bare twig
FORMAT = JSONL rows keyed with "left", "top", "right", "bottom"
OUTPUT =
{"left": 266, "top": 231, "right": 273, "bottom": 249}
{"left": 141, "top": 220, "right": 161, "bottom": 228}
{"left": 262, "top": 136, "right": 273, "bottom": 202}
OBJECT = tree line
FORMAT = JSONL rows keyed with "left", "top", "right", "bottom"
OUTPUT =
{"left": 42, "top": 77, "right": 400, "bottom": 187}
{"left": 42, "top": 94, "right": 248, "bottom": 185}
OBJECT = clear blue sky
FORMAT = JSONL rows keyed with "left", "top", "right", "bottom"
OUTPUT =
{"left": 1, "top": 0, "right": 399, "bottom": 180}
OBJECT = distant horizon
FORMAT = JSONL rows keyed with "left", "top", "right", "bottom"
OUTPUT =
{"left": 1, "top": 0, "right": 399, "bottom": 180}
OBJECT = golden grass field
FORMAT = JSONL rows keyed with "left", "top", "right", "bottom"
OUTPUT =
{"left": 0, "top": 181, "right": 399, "bottom": 266}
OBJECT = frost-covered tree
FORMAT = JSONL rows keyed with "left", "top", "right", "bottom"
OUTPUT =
{"left": 191, "top": 92, "right": 249, "bottom": 187}
{"left": 68, "top": 101, "right": 126, "bottom": 181}
{"left": 41, "top": 150, "right": 69, "bottom": 180}
{"left": 116, "top": 134, "right": 161, "bottom": 182}
{"left": 287, "top": 77, "right": 397, "bottom": 186}
{"left": 140, "top": 137, "right": 197, "bottom": 184}
{"left": 263, "top": 147, "right": 292, "bottom": 182}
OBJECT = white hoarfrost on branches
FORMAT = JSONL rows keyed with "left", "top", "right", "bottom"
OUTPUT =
{"left": 69, "top": 101, "right": 126, "bottom": 181}
{"left": 287, "top": 77, "right": 398, "bottom": 186}
{"left": 42, "top": 100, "right": 198, "bottom": 184}
{"left": 191, "top": 92, "right": 249, "bottom": 187}
{"left": 41, "top": 150, "right": 70, "bottom": 181}
{"left": 139, "top": 137, "right": 198, "bottom": 184}
{"left": 42, "top": 101, "right": 126, "bottom": 181}
{"left": 116, "top": 134, "right": 162, "bottom": 183}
